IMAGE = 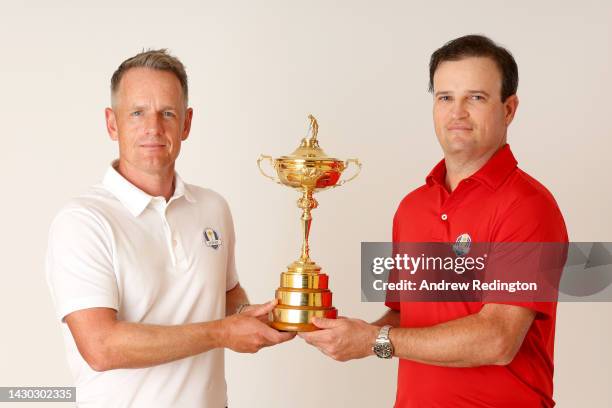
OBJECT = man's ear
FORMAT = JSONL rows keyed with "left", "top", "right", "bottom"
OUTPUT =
{"left": 182, "top": 107, "right": 193, "bottom": 141}
{"left": 105, "top": 107, "right": 119, "bottom": 141}
{"left": 504, "top": 95, "right": 519, "bottom": 126}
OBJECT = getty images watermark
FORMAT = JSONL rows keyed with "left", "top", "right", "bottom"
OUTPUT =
{"left": 361, "top": 242, "right": 612, "bottom": 302}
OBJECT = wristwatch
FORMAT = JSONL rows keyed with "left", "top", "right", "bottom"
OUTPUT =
{"left": 372, "top": 325, "right": 394, "bottom": 359}
{"left": 236, "top": 303, "right": 250, "bottom": 314}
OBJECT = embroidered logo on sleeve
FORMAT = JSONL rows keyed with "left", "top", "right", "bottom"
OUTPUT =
{"left": 203, "top": 227, "right": 222, "bottom": 249}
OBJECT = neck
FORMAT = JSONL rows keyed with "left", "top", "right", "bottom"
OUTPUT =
{"left": 444, "top": 144, "right": 504, "bottom": 192}
{"left": 116, "top": 159, "right": 175, "bottom": 201}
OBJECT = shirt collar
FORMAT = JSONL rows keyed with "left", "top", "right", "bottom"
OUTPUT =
{"left": 425, "top": 157, "right": 447, "bottom": 187}
{"left": 102, "top": 160, "right": 196, "bottom": 217}
{"left": 425, "top": 144, "right": 518, "bottom": 191}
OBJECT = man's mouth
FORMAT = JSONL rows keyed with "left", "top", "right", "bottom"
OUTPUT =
{"left": 447, "top": 125, "right": 473, "bottom": 131}
{"left": 140, "top": 143, "right": 166, "bottom": 148}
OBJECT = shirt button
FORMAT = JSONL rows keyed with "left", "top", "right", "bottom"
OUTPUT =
{"left": 441, "top": 213, "right": 448, "bottom": 221}
{"left": 172, "top": 239, "right": 178, "bottom": 247}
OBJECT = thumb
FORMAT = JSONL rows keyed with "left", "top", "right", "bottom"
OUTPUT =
{"left": 242, "top": 299, "right": 278, "bottom": 317}
{"left": 311, "top": 317, "right": 339, "bottom": 329}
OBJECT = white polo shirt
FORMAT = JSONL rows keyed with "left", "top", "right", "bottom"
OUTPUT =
{"left": 46, "top": 161, "right": 239, "bottom": 408}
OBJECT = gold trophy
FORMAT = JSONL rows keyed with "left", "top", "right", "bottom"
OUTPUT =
{"left": 257, "top": 115, "right": 361, "bottom": 331}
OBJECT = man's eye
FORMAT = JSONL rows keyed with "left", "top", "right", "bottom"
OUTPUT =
{"left": 471, "top": 95, "right": 484, "bottom": 101}
{"left": 163, "top": 111, "right": 175, "bottom": 117}
{"left": 439, "top": 96, "right": 451, "bottom": 101}
{"left": 131, "top": 111, "right": 142, "bottom": 117}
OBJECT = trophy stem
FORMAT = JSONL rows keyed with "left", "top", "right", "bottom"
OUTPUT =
{"left": 297, "top": 188, "right": 318, "bottom": 264}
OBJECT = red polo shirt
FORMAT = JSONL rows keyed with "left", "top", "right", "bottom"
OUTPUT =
{"left": 387, "top": 144, "right": 568, "bottom": 408}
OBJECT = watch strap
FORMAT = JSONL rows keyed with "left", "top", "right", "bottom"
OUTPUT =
{"left": 377, "top": 325, "right": 392, "bottom": 341}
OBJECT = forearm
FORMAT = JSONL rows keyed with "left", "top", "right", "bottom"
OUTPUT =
{"left": 226, "top": 283, "right": 249, "bottom": 316}
{"left": 90, "top": 319, "right": 224, "bottom": 371}
{"left": 371, "top": 309, "right": 400, "bottom": 327}
{"left": 69, "top": 298, "right": 292, "bottom": 372}
{"left": 390, "top": 313, "right": 510, "bottom": 367}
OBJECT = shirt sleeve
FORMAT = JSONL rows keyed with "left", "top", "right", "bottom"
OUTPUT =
{"left": 483, "top": 193, "right": 568, "bottom": 319}
{"left": 385, "top": 210, "right": 401, "bottom": 311}
{"left": 45, "top": 208, "right": 119, "bottom": 322}
{"left": 223, "top": 202, "right": 239, "bottom": 291}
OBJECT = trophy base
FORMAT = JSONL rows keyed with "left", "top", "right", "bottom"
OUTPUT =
{"left": 271, "top": 322, "right": 318, "bottom": 332}
{"left": 271, "top": 258, "right": 338, "bottom": 332}
{"left": 270, "top": 304, "right": 338, "bottom": 332}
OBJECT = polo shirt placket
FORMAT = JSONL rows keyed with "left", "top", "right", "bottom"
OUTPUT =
{"left": 149, "top": 197, "right": 187, "bottom": 271}
{"left": 430, "top": 179, "right": 480, "bottom": 241}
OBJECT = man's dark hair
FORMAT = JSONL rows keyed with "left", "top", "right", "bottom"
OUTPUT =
{"left": 428, "top": 35, "right": 518, "bottom": 102}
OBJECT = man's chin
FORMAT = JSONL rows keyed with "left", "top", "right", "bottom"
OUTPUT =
{"left": 135, "top": 157, "right": 174, "bottom": 173}
{"left": 442, "top": 139, "right": 477, "bottom": 155}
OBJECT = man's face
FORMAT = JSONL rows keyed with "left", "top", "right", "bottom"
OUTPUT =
{"left": 432, "top": 57, "right": 518, "bottom": 158}
{"left": 105, "top": 68, "right": 193, "bottom": 175}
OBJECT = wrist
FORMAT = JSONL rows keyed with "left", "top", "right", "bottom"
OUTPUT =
{"left": 372, "top": 325, "right": 395, "bottom": 359}
{"left": 367, "top": 325, "right": 380, "bottom": 356}
{"left": 210, "top": 319, "right": 227, "bottom": 349}
{"left": 236, "top": 303, "right": 250, "bottom": 314}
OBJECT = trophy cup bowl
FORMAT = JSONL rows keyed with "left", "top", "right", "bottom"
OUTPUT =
{"left": 257, "top": 115, "right": 361, "bottom": 331}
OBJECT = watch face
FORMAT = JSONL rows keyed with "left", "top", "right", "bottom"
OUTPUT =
{"left": 374, "top": 342, "right": 393, "bottom": 359}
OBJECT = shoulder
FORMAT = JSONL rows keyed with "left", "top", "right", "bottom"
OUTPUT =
{"left": 501, "top": 168, "right": 564, "bottom": 218}
{"left": 395, "top": 183, "right": 430, "bottom": 217}
{"left": 392, "top": 183, "right": 432, "bottom": 238}
{"left": 49, "top": 184, "right": 117, "bottom": 236}
{"left": 493, "top": 168, "right": 568, "bottom": 241}
{"left": 184, "top": 184, "right": 233, "bottom": 215}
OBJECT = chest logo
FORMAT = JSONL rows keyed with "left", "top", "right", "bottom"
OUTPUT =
{"left": 203, "top": 227, "right": 222, "bottom": 250}
{"left": 453, "top": 233, "right": 472, "bottom": 257}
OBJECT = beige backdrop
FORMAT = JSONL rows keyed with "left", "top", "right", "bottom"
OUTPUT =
{"left": 0, "top": 1, "right": 610, "bottom": 407}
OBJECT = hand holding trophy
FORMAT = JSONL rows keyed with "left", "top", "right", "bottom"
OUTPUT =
{"left": 257, "top": 115, "right": 361, "bottom": 331}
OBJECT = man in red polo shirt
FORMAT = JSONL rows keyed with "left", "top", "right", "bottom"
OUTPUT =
{"left": 300, "top": 34, "right": 568, "bottom": 407}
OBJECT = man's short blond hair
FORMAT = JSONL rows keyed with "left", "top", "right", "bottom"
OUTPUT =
{"left": 110, "top": 49, "right": 189, "bottom": 107}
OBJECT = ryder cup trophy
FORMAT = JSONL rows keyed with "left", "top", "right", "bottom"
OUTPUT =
{"left": 257, "top": 115, "right": 361, "bottom": 331}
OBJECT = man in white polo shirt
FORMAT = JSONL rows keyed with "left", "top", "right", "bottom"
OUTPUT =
{"left": 45, "top": 49, "right": 294, "bottom": 408}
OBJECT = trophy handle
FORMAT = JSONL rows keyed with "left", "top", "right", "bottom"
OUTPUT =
{"left": 335, "top": 158, "right": 362, "bottom": 187}
{"left": 257, "top": 154, "right": 282, "bottom": 184}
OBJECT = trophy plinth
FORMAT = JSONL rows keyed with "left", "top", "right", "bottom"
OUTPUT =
{"left": 257, "top": 115, "right": 361, "bottom": 332}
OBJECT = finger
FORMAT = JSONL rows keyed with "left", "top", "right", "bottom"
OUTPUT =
{"left": 319, "top": 347, "right": 336, "bottom": 359}
{"left": 298, "top": 332, "right": 313, "bottom": 342}
{"left": 275, "top": 331, "right": 297, "bottom": 343}
{"left": 299, "top": 334, "right": 319, "bottom": 347}
{"left": 243, "top": 299, "right": 278, "bottom": 317}
{"left": 261, "top": 325, "right": 296, "bottom": 344}
{"left": 257, "top": 314, "right": 270, "bottom": 324}
{"left": 311, "top": 317, "right": 341, "bottom": 329}
{"left": 298, "top": 330, "right": 329, "bottom": 346}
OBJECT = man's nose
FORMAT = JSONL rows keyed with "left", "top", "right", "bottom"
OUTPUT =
{"left": 144, "top": 112, "right": 163, "bottom": 135}
{"left": 451, "top": 100, "right": 469, "bottom": 120}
